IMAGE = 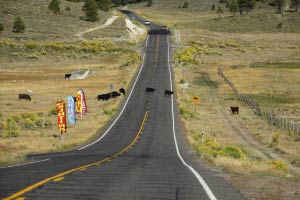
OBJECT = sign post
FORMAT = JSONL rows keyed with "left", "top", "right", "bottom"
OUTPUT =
{"left": 192, "top": 96, "right": 200, "bottom": 112}
{"left": 109, "top": 83, "right": 114, "bottom": 91}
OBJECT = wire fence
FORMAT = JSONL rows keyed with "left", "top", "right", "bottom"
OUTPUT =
{"left": 218, "top": 67, "right": 300, "bottom": 138}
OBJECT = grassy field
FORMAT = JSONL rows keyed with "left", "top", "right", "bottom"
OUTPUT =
{"left": 128, "top": 0, "right": 300, "bottom": 199}
{"left": 0, "top": 0, "right": 147, "bottom": 166}
{"left": 0, "top": 52, "right": 141, "bottom": 166}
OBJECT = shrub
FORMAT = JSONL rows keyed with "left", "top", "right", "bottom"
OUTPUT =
{"left": 2, "top": 120, "right": 20, "bottom": 138}
{"left": 48, "top": 0, "right": 61, "bottom": 14}
{"left": 268, "top": 133, "right": 280, "bottom": 147}
{"left": 21, "top": 113, "right": 37, "bottom": 121}
{"left": 222, "top": 146, "right": 245, "bottom": 159}
{"left": 103, "top": 108, "right": 114, "bottom": 115}
{"left": 196, "top": 139, "right": 224, "bottom": 158}
{"left": 65, "top": 6, "right": 71, "bottom": 11}
{"left": 82, "top": 0, "right": 99, "bottom": 22}
{"left": 25, "top": 53, "right": 39, "bottom": 59}
{"left": 23, "top": 118, "right": 35, "bottom": 129}
{"left": 49, "top": 108, "right": 57, "bottom": 115}
{"left": 7, "top": 115, "right": 20, "bottom": 123}
{"left": 25, "top": 41, "right": 39, "bottom": 49}
{"left": 269, "top": 159, "right": 289, "bottom": 173}
{"left": 182, "top": 1, "right": 189, "bottom": 8}
{"left": 179, "top": 107, "right": 194, "bottom": 119}
{"left": 121, "top": 53, "right": 141, "bottom": 67}
{"left": 13, "top": 16, "right": 25, "bottom": 33}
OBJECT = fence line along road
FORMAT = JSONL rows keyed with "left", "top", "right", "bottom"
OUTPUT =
{"left": 218, "top": 67, "right": 300, "bottom": 138}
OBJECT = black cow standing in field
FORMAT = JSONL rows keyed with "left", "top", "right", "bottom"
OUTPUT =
{"left": 97, "top": 93, "right": 111, "bottom": 101}
{"left": 119, "top": 88, "right": 125, "bottom": 95}
{"left": 111, "top": 91, "right": 121, "bottom": 98}
{"left": 19, "top": 94, "right": 31, "bottom": 101}
{"left": 230, "top": 106, "right": 239, "bottom": 114}
{"left": 165, "top": 90, "right": 174, "bottom": 97}
{"left": 145, "top": 87, "right": 155, "bottom": 93}
{"left": 65, "top": 74, "right": 72, "bottom": 80}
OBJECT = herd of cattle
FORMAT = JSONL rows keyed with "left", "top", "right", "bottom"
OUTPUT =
{"left": 97, "top": 88, "right": 126, "bottom": 101}
{"left": 145, "top": 87, "right": 174, "bottom": 97}
{"left": 17, "top": 77, "right": 240, "bottom": 114}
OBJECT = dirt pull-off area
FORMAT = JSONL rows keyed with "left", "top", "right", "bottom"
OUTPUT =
{"left": 228, "top": 176, "right": 300, "bottom": 200}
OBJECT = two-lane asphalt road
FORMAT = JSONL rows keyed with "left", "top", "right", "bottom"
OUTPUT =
{"left": 0, "top": 11, "right": 243, "bottom": 200}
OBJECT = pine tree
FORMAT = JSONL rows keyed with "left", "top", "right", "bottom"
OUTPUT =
{"left": 276, "top": 0, "right": 286, "bottom": 14}
{"left": 211, "top": 4, "right": 216, "bottom": 11}
{"left": 291, "top": 0, "right": 300, "bottom": 12}
{"left": 0, "top": 22, "right": 3, "bottom": 32}
{"left": 216, "top": 5, "right": 224, "bottom": 19}
{"left": 112, "top": 0, "right": 122, "bottom": 6}
{"left": 230, "top": 0, "right": 240, "bottom": 16}
{"left": 183, "top": 1, "right": 189, "bottom": 8}
{"left": 121, "top": 0, "right": 128, "bottom": 5}
{"left": 13, "top": 16, "right": 25, "bottom": 33}
{"left": 238, "top": 0, "right": 255, "bottom": 15}
{"left": 48, "top": 0, "right": 61, "bottom": 14}
{"left": 83, "top": 0, "right": 99, "bottom": 22}
{"left": 147, "top": 0, "right": 153, "bottom": 7}
{"left": 96, "top": 0, "right": 112, "bottom": 11}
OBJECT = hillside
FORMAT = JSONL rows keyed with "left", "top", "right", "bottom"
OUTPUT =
{"left": 0, "top": 0, "right": 112, "bottom": 41}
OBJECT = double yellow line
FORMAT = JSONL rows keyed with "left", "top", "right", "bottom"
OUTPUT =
{"left": 3, "top": 111, "right": 149, "bottom": 200}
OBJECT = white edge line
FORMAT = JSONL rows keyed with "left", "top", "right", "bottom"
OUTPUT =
{"left": 167, "top": 35, "right": 218, "bottom": 200}
{"left": 78, "top": 35, "right": 149, "bottom": 150}
{"left": 0, "top": 158, "right": 50, "bottom": 169}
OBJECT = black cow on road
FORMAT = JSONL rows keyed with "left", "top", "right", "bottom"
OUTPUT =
{"left": 65, "top": 74, "right": 72, "bottom": 80}
{"left": 230, "top": 106, "right": 239, "bottom": 114}
{"left": 145, "top": 87, "right": 155, "bottom": 93}
{"left": 165, "top": 90, "right": 174, "bottom": 97}
{"left": 119, "top": 88, "right": 125, "bottom": 95}
{"left": 19, "top": 94, "right": 31, "bottom": 101}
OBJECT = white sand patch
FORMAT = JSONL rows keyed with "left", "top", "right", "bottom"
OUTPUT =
{"left": 125, "top": 18, "right": 145, "bottom": 41}
{"left": 70, "top": 70, "right": 91, "bottom": 80}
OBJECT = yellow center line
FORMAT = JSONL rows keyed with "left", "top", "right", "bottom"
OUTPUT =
{"left": 53, "top": 177, "right": 64, "bottom": 182}
{"left": 3, "top": 111, "right": 149, "bottom": 200}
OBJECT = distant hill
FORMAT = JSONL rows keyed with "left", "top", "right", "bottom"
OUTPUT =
{"left": 0, "top": 0, "right": 110, "bottom": 41}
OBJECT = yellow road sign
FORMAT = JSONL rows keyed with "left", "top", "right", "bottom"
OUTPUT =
{"left": 192, "top": 96, "right": 200, "bottom": 104}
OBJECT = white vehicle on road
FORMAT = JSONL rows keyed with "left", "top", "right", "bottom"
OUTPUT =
{"left": 144, "top": 20, "right": 150, "bottom": 25}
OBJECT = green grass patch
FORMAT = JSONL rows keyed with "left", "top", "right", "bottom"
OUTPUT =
{"left": 250, "top": 61, "right": 300, "bottom": 69}
{"left": 179, "top": 106, "right": 195, "bottom": 120}
{"left": 250, "top": 93, "right": 299, "bottom": 105}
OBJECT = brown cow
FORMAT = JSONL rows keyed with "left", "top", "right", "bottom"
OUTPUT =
{"left": 230, "top": 106, "right": 239, "bottom": 114}
{"left": 19, "top": 94, "right": 31, "bottom": 101}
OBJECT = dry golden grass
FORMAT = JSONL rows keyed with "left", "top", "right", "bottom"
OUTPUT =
{"left": 132, "top": 3, "right": 300, "bottom": 175}
{"left": 0, "top": 53, "right": 140, "bottom": 166}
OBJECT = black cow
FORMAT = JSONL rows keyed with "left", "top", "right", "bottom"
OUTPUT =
{"left": 111, "top": 91, "right": 121, "bottom": 98}
{"left": 145, "top": 87, "right": 155, "bottom": 93}
{"left": 119, "top": 88, "right": 126, "bottom": 95}
{"left": 65, "top": 74, "right": 72, "bottom": 80}
{"left": 19, "top": 94, "right": 31, "bottom": 101}
{"left": 230, "top": 106, "right": 239, "bottom": 114}
{"left": 165, "top": 90, "right": 174, "bottom": 97}
{"left": 97, "top": 93, "right": 111, "bottom": 101}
